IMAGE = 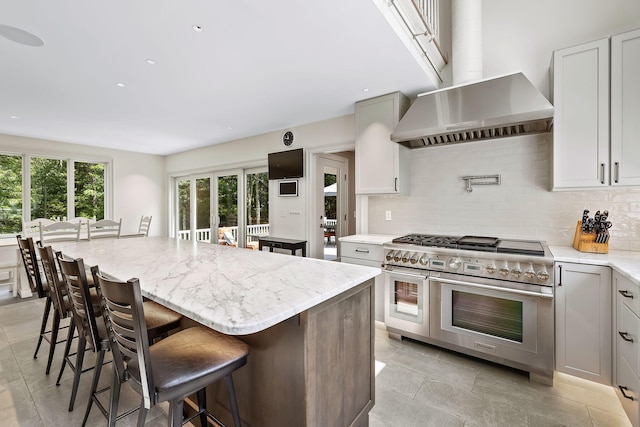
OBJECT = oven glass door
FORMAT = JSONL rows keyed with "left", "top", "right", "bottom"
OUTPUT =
{"left": 385, "top": 270, "right": 428, "bottom": 325}
{"left": 437, "top": 278, "right": 539, "bottom": 352}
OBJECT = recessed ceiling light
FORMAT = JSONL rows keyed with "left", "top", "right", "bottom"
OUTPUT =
{"left": 192, "top": 25, "right": 204, "bottom": 33}
{"left": 227, "top": 126, "right": 233, "bottom": 130}
{"left": 116, "top": 83, "right": 125, "bottom": 87}
{"left": 362, "top": 88, "right": 370, "bottom": 93}
{"left": 10, "top": 115, "right": 18, "bottom": 119}
{"left": 146, "top": 59, "right": 156, "bottom": 65}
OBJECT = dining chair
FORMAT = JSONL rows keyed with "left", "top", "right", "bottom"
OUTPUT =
{"left": 16, "top": 235, "right": 68, "bottom": 374}
{"left": 39, "top": 220, "right": 82, "bottom": 243}
{"left": 22, "top": 218, "right": 55, "bottom": 239}
{"left": 87, "top": 218, "right": 122, "bottom": 240}
{"left": 138, "top": 215, "right": 152, "bottom": 236}
{"left": 94, "top": 269, "right": 249, "bottom": 427}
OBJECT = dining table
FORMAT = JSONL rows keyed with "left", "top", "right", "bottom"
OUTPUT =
{"left": 52, "top": 236, "right": 379, "bottom": 427}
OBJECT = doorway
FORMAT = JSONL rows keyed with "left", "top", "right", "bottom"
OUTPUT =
{"left": 315, "top": 154, "right": 348, "bottom": 261}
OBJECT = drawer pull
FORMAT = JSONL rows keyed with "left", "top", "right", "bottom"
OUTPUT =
{"left": 355, "top": 249, "right": 370, "bottom": 254}
{"left": 619, "top": 385, "right": 636, "bottom": 401}
{"left": 619, "top": 331, "right": 634, "bottom": 343}
{"left": 619, "top": 290, "right": 635, "bottom": 299}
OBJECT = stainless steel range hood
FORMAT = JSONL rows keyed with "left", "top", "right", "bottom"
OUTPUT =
{"left": 391, "top": 72, "right": 554, "bottom": 148}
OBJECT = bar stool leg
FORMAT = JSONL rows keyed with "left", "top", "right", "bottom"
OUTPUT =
{"left": 56, "top": 320, "right": 76, "bottom": 385}
{"left": 34, "top": 297, "right": 52, "bottom": 359}
{"left": 225, "top": 374, "right": 241, "bottom": 427}
{"left": 196, "top": 388, "right": 208, "bottom": 427}
{"left": 108, "top": 364, "right": 121, "bottom": 427}
{"left": 136, "top": 397, "right": 148, "bottom": 427}
{"left": 168, "top": 398, "right": 184, "bottom": 427}
{"left": 81, "top": 349, "right": 105, "bottom": 426}
{"left": 45, "top": 311, "right": 60, "bottom": 374}
{"left": 68, "top": 334, "right": 87, "bottom": 411}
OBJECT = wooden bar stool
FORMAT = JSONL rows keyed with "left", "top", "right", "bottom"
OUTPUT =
{"left": 54, "top": 255, "right": 183, "bottom": 416}
{"left": 94, "top": 269, "right": 249, "bottom": 427}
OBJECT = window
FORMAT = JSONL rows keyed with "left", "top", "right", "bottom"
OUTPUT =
{"left": 0, "top": 154, "right": 23, "bottom": 234}
{"left": 0, "top": 153, "right": 109, "bottom": 236}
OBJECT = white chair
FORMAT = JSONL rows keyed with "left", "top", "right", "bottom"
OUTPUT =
{"left": 23, "top": 218, "right": 56, "bottom": 239}
{"left": 138, "top": 215, "right": 152, "bottom": 236}
{"left": 39, "top": 221, "right": 82, "bottom": 243}
{"left": 87, "top": 218, "right": 122, "bottom": 240}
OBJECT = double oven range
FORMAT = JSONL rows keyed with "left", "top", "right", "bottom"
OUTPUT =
{"left": 383, "top": 234, "right": 555, "bottom": 383}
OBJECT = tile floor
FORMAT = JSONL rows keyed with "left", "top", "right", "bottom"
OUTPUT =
{"left": 0, "top": 292, "right": 633, "bottom": 427}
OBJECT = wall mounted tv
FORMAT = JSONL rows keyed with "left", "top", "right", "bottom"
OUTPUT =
{"left": 268, "top": 148, "right": 304, "bottom": 180}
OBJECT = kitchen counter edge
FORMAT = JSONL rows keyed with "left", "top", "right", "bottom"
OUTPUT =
{"left": 549, "top": 245, "right": 640, "bottom": 286}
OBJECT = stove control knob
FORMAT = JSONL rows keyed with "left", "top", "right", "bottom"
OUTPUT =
{"left": 393, "top": 251, "right": 402, "bottom": 262}
{"left": 537, "top": 268, "right": 550, "bottom": 283}
{"left": 499, "top": 262, "right": 510, "bottom": 277}
{"left": 511, "top": 262, "right": 523, "bottom": 278}
{"left": 524, "top": 264, "right": 536, "bottom": 280}
{"left": 410, "top": 253, "right": 419, "bottom": 264}
{"left": 485, "top": 264, "right": 496, "bottom": 274}
{"left": 401, "top": 252, "right": 410, "bottom": 263}
{"left": 419, "top": 255, "right": 429, "bottom": 266}
{"left": 448, "top": 257, "right": 462, "bottom": 270}
{"left": 385, "top": 251, "right": 394, "bottom": 262}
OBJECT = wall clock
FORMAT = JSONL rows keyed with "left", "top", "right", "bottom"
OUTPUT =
{"left": 282, "top": 130, "right": 294, "bottom": 146}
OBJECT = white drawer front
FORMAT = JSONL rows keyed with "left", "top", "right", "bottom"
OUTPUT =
{"left": 340, "top": 242, "right": 383, "bottom": 262}
{"left": 618, "top": 278, "right": 640, "bottom": 319}
{"left": 618, "top": 302, "right": 640, "bottom": 377}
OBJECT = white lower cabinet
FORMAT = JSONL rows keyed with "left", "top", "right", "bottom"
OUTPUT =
{"left": 555, "top": 262, "right": 611, "bottom": 384}
{"left": 615, "top": 271, "right": 640, "bottom": 426}
{"left": 340, "top": 241, "right": 384, "bottom": 322}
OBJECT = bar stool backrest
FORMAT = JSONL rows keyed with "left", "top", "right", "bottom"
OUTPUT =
{"left": 16, "top": 235, "right": 46, "bottom": 298}
{"left": 36, "top": 244, "right": 69, "bottom": 320}
{"left": 94, "top": 271, "right": 154, "bottom": 409}
{"left": 56, "top": 255, "right": 101, "bottom": 351}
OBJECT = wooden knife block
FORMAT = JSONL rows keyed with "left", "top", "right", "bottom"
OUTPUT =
{"left": 572, "top": 221, "right": 608, "bottom": 254}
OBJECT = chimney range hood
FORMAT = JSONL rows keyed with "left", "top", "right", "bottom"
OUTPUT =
{"left": 391, "top": 72, "right": 554, "bottom": 148}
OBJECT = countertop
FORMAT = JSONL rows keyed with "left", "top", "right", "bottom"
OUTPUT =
{"left": 52, "top": 237, "right": 380, "bottom": 335}
{"left": 550, "top": 245, "right": 640, "bottom": 286}
{"left": 338, "top": 234, "right": 400, "bottom": 245}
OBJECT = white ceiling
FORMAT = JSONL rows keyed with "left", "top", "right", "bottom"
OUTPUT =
{"left": 0, "top": 0, "right": 438, "bottom": 155}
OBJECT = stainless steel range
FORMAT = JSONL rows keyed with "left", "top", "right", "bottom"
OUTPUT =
{"left": 382, "top": 234, "right": 555, "bottom": 384}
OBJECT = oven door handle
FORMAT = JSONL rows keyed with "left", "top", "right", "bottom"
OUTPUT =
{"left": 434, "top": 277, "right": 554, "bottom": 299}
{"left": 384, "top": 269, "right": 428, "bottom": 281}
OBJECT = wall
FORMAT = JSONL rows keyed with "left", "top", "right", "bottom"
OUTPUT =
{"left": 368, "top": 135, "right": 640, "bottom": 250}
{"left": 165, "top": 115, "right": 355, "bottom": 243}
{"left": 366, "top": 1, "right": 640, "bottom": 250}
{"left": 0, "top": 133, "right": 166, "bottom": 236}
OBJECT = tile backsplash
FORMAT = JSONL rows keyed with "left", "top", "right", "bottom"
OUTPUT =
{"left": 367, "top": 134, "right": 640, "bottom": 251}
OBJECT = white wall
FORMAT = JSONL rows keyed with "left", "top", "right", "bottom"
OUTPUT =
{"left": 0, "top": 133, "right": 166, "bottom": 236}
{"left": 165, "top": 115, "right": 355, "bottom": 242}
{"left": 366, "top": 1, "right": 640, "bottom": 250}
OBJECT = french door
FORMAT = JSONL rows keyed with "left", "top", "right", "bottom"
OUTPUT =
{"left": 176, "top": 173, "right": 214, "bottom": 242}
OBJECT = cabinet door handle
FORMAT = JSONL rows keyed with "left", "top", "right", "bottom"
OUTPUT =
{"left": 355, "top": 249, "right": 370, "bottom": 254}
{"left": 619, "top": 331, "right": 635, "bottom": 343}
{"left": 619, "top": 290, "right": 634, "bottom": 299}
{"left": 600, "top": 163, "right": 605, "bottom": 184}
{"left": 615, "top": 162, "right": 620, "bottom": 184}
{"left": 619, "top": 385, "right": 636, "bottom": 401}
{"left": 557, "top": 265, "right": 562, "bottom": 286}
{"left": 394, "top": 177, "right": 398, "bottom": 192}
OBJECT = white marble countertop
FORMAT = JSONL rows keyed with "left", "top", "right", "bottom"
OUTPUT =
{"left": 338, "top": 234, "right": 400, "bottom": 245}
{"left": 52, "top": 237, "right": 380, "bottom": 335}
{"left": 550, "top": 245, "right": 640, "bottom": 286}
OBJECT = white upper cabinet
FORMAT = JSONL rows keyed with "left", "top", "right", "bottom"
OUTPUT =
{"left": 552, "top": 38, "right": 610, "bottom": 189}
{"left": 355, "top": 92, "right": 410, "bottom": 195}
{"left": 553, "top": 28, "right": 640, "bottom": 189}
{"left": 611, "top": 28, "right": 640, "bottom": 186}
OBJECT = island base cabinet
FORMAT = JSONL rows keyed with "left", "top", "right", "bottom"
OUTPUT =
{"left": 201, "top": 279, "right": 375, "bottom": 427}
{"left": 616, "top": 356, "right": 640, "bottom": 427}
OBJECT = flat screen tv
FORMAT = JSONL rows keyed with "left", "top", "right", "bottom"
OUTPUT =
{"left": 268, "top": 148, "right": 303, "bottom": 180}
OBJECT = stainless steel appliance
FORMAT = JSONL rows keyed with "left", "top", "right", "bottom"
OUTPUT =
{"left": 383, "top": 234, "right": 555, "bottom": 384}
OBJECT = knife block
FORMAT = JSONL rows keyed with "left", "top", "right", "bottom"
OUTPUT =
{"left": 572, "top": 221, "right": 608, "bottom": 254}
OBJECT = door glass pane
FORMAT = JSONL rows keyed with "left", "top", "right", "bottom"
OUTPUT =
{"left": 246, "top": 171, "right": 269, "bottom": 247}
{"left": 452, "top": 291, "right": 523, "bottom": 342}
{"left": 217, "top": 175, "right": 238, "bottom": 246}
{"left": 31, "top": 157, "right": 67, "bottom": 220}
{"left": 195, "top": 177, "right": 211, "bottom": 242}
{"left": 323, "top": 170, "right": 337, "bottom": 260}
{"left": 0, "top": 154, "right": 23, "bottom": 234}
{"left": 74, "top": 161, "right": 105, "bottom": 220}
{"left": 177, "top": 178, "right": 191, "bottom": 240}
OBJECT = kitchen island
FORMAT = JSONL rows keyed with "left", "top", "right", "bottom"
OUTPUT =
{"left": 53, "top": 236, "right": 380, "bottom": 427}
